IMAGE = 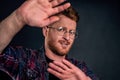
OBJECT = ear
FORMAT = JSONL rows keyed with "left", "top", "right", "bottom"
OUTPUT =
{"left": 42, "top": 26, "right": 48, "bottom": 37}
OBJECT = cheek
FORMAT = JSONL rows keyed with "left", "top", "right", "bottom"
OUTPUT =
{"left": 48, "top": 33, "right": 59, "bottom": 43}
{"left": 71, "top": 39, "right": 75, "bottom": 44}
{"left": 69, "top": 39, "right": 75, "bottom": 47}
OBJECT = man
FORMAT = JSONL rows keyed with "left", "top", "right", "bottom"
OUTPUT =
{"left": 0, "top": 0, "right": 98, "bottom": 80}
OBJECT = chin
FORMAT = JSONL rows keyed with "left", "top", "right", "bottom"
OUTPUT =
{"left": 56, "top": 52, "right": 67, "bottom": 56}
{"left": 57, "top": 49, "right": 69, "bottom": 56}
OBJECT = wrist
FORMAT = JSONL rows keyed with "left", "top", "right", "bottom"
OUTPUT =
{"left": 75, "top": 70, "right": 90, "bottom": 80}
{"left": 14, "top": 10, "right": 26, "bottom": 28}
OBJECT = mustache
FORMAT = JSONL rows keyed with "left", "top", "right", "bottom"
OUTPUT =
{"left": 58, "top": 40, "right": 70, "bottom": 45}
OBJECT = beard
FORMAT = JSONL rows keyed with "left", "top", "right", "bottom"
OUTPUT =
{"left": 48, "top": 39, "right": 72, "bottom": 56}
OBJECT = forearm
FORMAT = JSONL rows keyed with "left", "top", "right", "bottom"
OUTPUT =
{"left": 0, "top": 10, "right": 25, "bottom": 54}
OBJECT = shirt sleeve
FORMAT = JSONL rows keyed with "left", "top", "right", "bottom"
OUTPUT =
{"left": 0, "top": 46, "right": 42, "bottom": 80}
{"left": 68, "top": 58, "right": 99, "bottom": 80}
{"left": 0, "top": 46, "right": 19, "bottom": 78}
{"left": 77, "top": 61, "right": 99, "bottom": 80}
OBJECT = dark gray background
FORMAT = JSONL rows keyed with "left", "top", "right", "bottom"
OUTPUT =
{"left": 0, "top": 0, "right": 120, "bottom": 80}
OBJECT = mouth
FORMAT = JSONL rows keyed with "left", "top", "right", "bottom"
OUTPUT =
{"left": 59, "top": 40, "right": 70, "bottom": 49}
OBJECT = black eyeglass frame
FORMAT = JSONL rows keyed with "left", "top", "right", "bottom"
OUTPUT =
{"left": 47, "top": 26, "right": 78, "bottom": 39}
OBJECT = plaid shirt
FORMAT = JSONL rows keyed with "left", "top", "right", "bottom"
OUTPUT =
{"left": 0, "top": 46, "right": 98, "bottom": 80}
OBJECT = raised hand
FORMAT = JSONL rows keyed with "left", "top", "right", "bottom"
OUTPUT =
{"left": 16, "top": 0, "right": 71, "bottom": 27}
{"left": 47, "top": 59, "right": 91, "bottom": 80}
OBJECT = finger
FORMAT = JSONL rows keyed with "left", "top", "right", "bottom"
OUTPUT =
{"left": 51, "top": 0, "right": 65, "bottom": 7}
{"left": 41, "top": 16, "right": 59, "bottom": 26}
{"left": 53, "top": 2, "right": 70, "bottom": 14}
{"left": 37, "top": 0, "right": 52, "bottom": 8}
{"left": 53, "top": 61, "right": 69, "bottom": 70}
{"left": 49, "top": 0, "right": 53, "bottom": 2}
{"left": 62, "top": 59, "right": 75, "bottom": 69}
{"left": 48, "top": 62, "right": 65, "bottom": 73}
{"left": 47, "top": 67, "right": 62, "bottom": 78}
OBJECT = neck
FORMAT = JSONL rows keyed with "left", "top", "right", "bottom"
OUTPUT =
{"left": 45, "top": 47, "right": 65, "bottom": 62}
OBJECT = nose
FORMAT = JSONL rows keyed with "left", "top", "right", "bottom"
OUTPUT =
{"left": 63, "top": 31, "right": 70, "bottom": 40}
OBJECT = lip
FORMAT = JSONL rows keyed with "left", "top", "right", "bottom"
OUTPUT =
{"left": 59, "top": 40, "right": 70, "bottom": 49}
{"left": 61, "top": 43, "right": 68, "bottom": 49}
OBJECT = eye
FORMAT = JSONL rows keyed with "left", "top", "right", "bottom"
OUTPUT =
{"left": 57, "top": 26, "right": 66, "bottom": 32}
{"left": 69, "top": 30, "right": 76, "bottom": 35}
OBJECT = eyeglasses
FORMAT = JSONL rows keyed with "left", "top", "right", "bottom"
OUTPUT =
{"left": 47, "top": 26, "right": 78, "bottom": 39}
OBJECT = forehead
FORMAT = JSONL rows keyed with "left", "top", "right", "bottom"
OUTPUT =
{"left": 50, "top": 15, "right": 77, "bottom": 29}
